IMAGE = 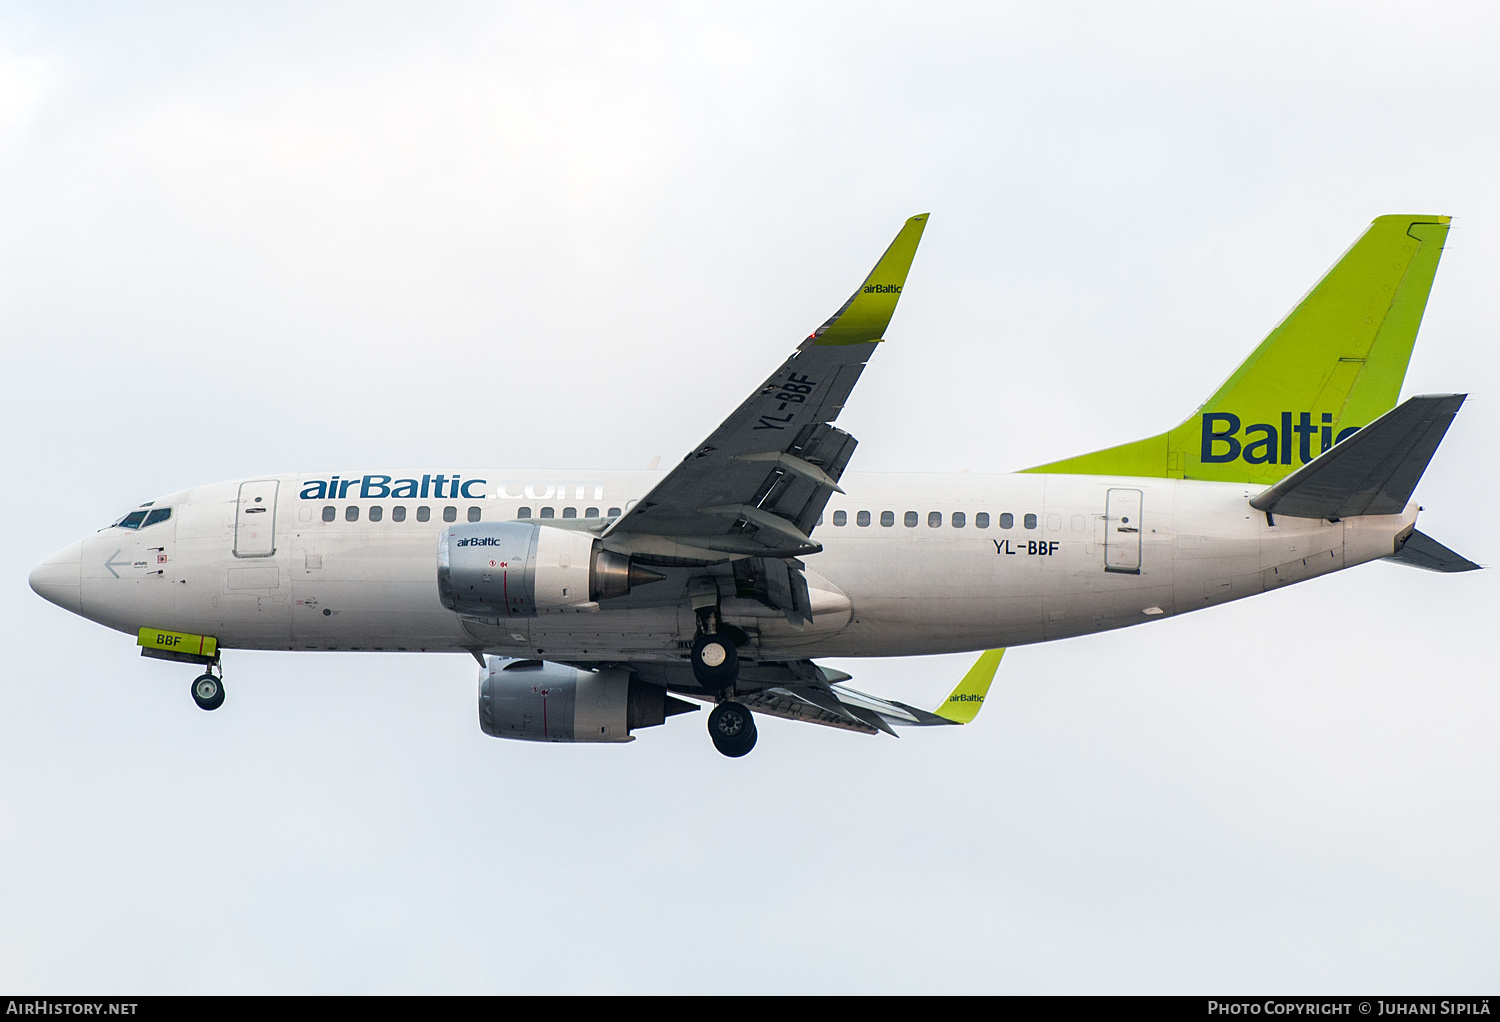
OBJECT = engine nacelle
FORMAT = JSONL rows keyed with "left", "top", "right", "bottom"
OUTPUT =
{"left": 437, "top": 521, "right": 661, "bottom": 617}
{"left": 478, "top": 658, "right": 696, "bottom": 743}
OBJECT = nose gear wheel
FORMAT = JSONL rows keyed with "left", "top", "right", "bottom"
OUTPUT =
{"left": 191, "top": 672, "right": 225, "bottom": 711}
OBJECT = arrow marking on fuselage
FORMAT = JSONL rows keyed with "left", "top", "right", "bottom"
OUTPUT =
{"left": 104, "top": 550, "right": 131, "bottom": 579}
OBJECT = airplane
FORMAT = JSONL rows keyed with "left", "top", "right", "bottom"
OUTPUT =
{"left": 28, "top": 213, "right": 1479, "bottom": 757}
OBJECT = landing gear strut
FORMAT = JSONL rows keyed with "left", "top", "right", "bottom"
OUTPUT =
{"left": 191, "top": 670, "right": 225, "bottom": 711}
{"left": 708, "top": 701, "right": 757, "bottom": 758}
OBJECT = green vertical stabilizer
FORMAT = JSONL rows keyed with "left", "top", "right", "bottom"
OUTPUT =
{"left": 1026, "top": 215, "right": 1451, "bottom": 484}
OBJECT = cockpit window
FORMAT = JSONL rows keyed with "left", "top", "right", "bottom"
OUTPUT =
{"left": 113, "top": 510, "right": 149, "bottom": 530}
{"left": 143, "top": 508, "right": 172, "bottom": 528}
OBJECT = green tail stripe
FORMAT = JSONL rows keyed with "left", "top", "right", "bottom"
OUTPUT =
{"left": 1026, "top": 214, "right": 1451, "bottom": 484}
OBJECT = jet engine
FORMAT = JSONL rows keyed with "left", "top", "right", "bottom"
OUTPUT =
{"left": 478, "top": 658, "right": 697, "bottom": 742}
{"left": 437, "top": 521, "right": 662, "bottom": 616}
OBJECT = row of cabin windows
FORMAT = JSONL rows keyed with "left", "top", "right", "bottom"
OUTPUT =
{"left": 320, "top": 505, "right": 624, "bottom": 524}
{"left": 518, "top": 507, "right": 622, "bottom": 520}
{"left": 315, "top": 503, "right": 1050, "bottom": 532}
{"left": 827, "top": 509, "right": 1039, "bottom": 529}
{"left": 323, "top": 504, "right": 466, "bottom": 523}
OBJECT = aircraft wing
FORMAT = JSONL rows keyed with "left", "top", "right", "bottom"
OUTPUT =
{"left": 738, "top": 649, "right": 1003, "bottom": 735}
{"left": 601, "top": 215, "right": 928, "bottom": 586}
{"left": 657, "top": 649, "right": 1004, "bottom": 737}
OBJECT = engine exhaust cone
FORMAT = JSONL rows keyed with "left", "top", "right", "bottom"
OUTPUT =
{"left": 591, "top": 548, "right": 667, "bottom": 601}
{"left": 628, "top": 564, "right": 666, "bottom": 588}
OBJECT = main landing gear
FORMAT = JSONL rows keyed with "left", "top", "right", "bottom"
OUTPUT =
{"left": 690, "top": 605, "right": 755, "bottom": 756}
{"left": 690, "top": 603, "right": 743, "bottom": 690}
{"left": 708, "top": 701, "right": 757, "bottom": 758}
{"left": 191, "top": 669, "right": 225, "bottom": 711}
{"left": 691, "top": 631, "right": 738, "bottom": 688}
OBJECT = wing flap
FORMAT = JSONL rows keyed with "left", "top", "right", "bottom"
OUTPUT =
{"left": 735, "top": 687, "right": 880, "bottom": 735}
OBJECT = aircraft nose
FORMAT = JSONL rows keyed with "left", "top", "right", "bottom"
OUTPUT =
{"left": 29, "top": 541, "right": 83, "bottom": 614}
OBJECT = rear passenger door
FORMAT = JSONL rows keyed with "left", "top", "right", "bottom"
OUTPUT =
{"left": 1104, "top": 488, "right": 1143, "bottom": 574}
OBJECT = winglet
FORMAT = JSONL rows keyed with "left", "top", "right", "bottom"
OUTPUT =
{"left": 806, "top": 214, "right": 929, "bottom": 347}
{"left": 934, "top": 649, "right": 1003, "bottom": 724}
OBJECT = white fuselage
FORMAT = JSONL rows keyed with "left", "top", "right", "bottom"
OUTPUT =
{"left": 48, "top": 469, "right": 1416, "bottom": 663}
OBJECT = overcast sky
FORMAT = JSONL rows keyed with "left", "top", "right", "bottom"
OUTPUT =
{"left": 3, "top": 1, "right": 1498, "bottom": 993}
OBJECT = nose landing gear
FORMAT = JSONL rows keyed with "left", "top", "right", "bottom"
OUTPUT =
{"left": 191, "top": 670, "right": 225, "bottom": 711}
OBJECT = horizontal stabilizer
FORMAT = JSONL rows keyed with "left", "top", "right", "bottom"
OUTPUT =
{"left": 1384, "top": 529, "right": 1481, "bottom": 572}
{"left": 1249, "top": 394, "right": 1465, "bottom": 519}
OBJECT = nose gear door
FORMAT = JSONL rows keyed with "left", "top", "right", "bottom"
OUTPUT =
{"left": 234, "top": 480, "right": 279, "bottom": 558}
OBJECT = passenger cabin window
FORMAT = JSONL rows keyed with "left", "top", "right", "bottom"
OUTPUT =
{"left": 1024, "top": 513, "right": 1038, "bottom": 529}
{"left": 345, "top": 506, "right": 359, "bottom": 522}
{"left": 562, "top": 507, "right": 577, "bottom": 519}
{"left": 114, "top": 509, "right": 149, "bottom": 530}
{"left": 880, "top": 511, "right": 894, "bottom": 527}
{"left": 416, "top": 506, "right": 431, "bottom": 522}
{"left": 517, "top": 507, "right": 532, "bottom": 518}
{"left": 832, "top": 510, "right": 847, "bottom": 526}
{"left": 952, "top": 511, "right": 966, "bottom": 529}
{"left": 467, "top": 507, "right": 481, "bottom": 522}
{"left": 585, "top": 507, "right": 599, "bottom": 518}
{"left": 322, "top": 506, "right": 336, "bottom": 522}
{"left": 975, "top": 512, "right": 989, "bottom": 529}
{"left": 369, "top": 505, "right": 384, "bottom": 522}
{"left": 608, "top": 507, "right": 622, "bottom": 517}
{"left": 999, "top": 512, "right": 1014, "bottom": 529}
{"left": 540, "top": 507, "right": 554, "bottom": 519}
{"left": 443, "top": 506, "right": 457, "bottom": 523}
{"left": 927, "top": 511, "right": 942, "bottom": 528}
{"left": 857, "top": 511, "right": 870, "bottom": 527}
{"left": 392, "top": 506, "right": 406, "bottom": 522}
{"left": 904, "top": 511, "right": 918, "bottom": 528}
